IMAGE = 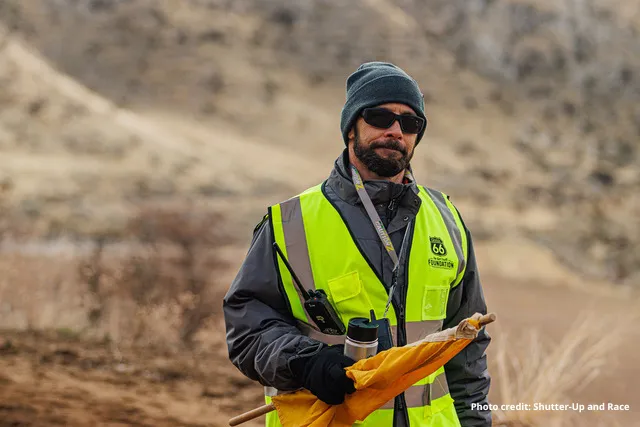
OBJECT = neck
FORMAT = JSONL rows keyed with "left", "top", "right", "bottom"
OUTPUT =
{"left": 348, "top": 150, "right": 405, "bottom": 184}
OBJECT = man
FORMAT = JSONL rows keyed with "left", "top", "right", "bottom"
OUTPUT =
{"left": 224, "top": 62, "right": 492, "bottom": 426}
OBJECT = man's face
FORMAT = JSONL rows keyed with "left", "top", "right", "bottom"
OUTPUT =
{"left": 348, "top": 103, "right": 419, "bottom": 178}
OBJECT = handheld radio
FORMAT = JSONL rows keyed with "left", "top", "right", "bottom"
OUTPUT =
{"left": 273, "top": 242, "right": 346, "bottom": 335}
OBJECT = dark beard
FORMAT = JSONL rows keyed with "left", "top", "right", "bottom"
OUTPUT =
{"left": 353, "top": 130, "right": 412, "bottom": 178}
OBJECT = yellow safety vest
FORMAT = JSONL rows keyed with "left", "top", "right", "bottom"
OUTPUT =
{"left": 266, "top": 182, "right": 468, "bottom": 427}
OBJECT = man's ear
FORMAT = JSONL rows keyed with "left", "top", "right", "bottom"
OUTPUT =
{"left": 348, "top": 124, "right": 357, "bottom": 143}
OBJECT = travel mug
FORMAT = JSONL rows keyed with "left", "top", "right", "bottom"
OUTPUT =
{"left": 344, "top": 317, "right": 379, "bottom": 361}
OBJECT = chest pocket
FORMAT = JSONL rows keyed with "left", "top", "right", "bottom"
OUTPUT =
{"left": 325, "top": 271, "right": 373, "bottom": 326}
{"left": 422, "top": 284, "right": 450, "bottom": 320}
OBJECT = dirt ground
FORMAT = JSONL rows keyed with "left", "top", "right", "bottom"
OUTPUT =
{"left": 1, "top": 275, "right": 638, "bottom": 427}
{"left": 0, "top": 328, "right": 265, "bottom": 427}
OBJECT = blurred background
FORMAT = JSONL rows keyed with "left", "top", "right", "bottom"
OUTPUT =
{"left": 0, "top": 0, "right": 639, "bottom": 426}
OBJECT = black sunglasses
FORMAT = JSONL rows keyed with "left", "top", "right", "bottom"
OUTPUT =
{"left": 361, "top": 107, "right": 426, "bottom": 134}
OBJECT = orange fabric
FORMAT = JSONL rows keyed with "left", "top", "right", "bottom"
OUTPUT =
{"left": 272, "top": 318, "right": 481, "bottom": 427}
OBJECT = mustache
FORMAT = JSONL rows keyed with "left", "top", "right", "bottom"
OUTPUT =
{"left": 370, "top": 139, "right": 407, "bottom": 156}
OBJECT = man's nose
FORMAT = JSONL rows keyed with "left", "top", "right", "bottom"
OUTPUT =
{"left": 384, "top": 120, "right": 403, "bottom": 139}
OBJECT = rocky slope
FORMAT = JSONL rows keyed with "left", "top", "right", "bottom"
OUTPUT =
{"left": 0, "top": 0, "right": 638, "bottom": 285}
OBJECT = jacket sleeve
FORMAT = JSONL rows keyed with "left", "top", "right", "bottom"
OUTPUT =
{"left": 223, "top": 214, "right": 325, "bottom": 390}
{"left": 443, "top": 223, "right": 492, "bottom": 426}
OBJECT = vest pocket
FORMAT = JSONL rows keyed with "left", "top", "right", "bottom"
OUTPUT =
{"left": 422, "top": 285, "right": 450, "bottom": 320}
{"left": 326, "top": 271, "right": 373, "bottom": 326}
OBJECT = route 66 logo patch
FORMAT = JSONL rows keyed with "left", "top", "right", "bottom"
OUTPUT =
{"left": 429, "top": 236, "right": 447, "bottom": 256}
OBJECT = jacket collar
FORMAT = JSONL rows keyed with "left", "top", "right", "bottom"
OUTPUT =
{"left": 326, "top": 149, "right": 421, "bottom": 209}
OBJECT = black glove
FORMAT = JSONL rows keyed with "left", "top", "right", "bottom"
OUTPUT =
{"left": 290, "top": 344, "right": 356, "bottom": 405}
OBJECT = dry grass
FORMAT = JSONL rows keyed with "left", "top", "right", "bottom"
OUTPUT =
{"left": 76, "top": 205, "right": 232, "bottom": 349}
{"left": 491, "top": 311, "right": 632, "bottom": 427}
{"left": 0, "top": 202, "right": 234, "bottom": 356}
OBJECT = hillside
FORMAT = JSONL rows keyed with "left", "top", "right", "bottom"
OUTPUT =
{"left": 0, "top": 26, "right": 324, "bottom": 239}
{"left": 0, "top": 0, "right": 638, "bottom": 286}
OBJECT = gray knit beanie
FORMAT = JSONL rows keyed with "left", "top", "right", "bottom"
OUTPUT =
{"left": 340, "top": 62, "right": 426, "bottom": 145}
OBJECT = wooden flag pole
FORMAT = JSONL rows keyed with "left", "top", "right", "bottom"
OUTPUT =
{"left": 229, "top": 403, "right": 276, "bottom": 426}
{"left": 478, "top": 312, "right": 496, "bottom": 327}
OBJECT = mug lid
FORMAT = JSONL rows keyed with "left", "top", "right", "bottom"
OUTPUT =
{"left": 347, "top": 317, "right": 378, "bottom": 342}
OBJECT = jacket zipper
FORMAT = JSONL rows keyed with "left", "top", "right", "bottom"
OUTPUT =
{"left": 386, "top": 197, "right": 398, "bottom": 224}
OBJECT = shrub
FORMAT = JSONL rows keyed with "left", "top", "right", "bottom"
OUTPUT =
{"left": 78, "top": 205, "right": 230, "bottom": 348}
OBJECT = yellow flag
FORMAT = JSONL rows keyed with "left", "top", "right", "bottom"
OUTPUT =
{"left": 272, "top": 314, "right": 491, "bottom": 427}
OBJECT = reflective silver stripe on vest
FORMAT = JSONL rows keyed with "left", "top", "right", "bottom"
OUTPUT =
{"left": 405, "top": 320, "right": 444, "bottom": 344}
{"left": 424, "top": 189, "right": 466, "bottom": 279}
{"left": 271, "top": 379, "right": 450, "bottom": 408}
{"left": 280, "top": 196, "right": 316, "bottom": 291}
{"left": 379, "top": 370, "right": 450, "bottom": 409}
{"left": 431, "top": 371, "right": 450, "bottom": 401}
{"left": 297, "top": 320, "right": 345, "bottom": 345}
{"left": 300, "top": 320, "right": 443, "bottom": 347}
